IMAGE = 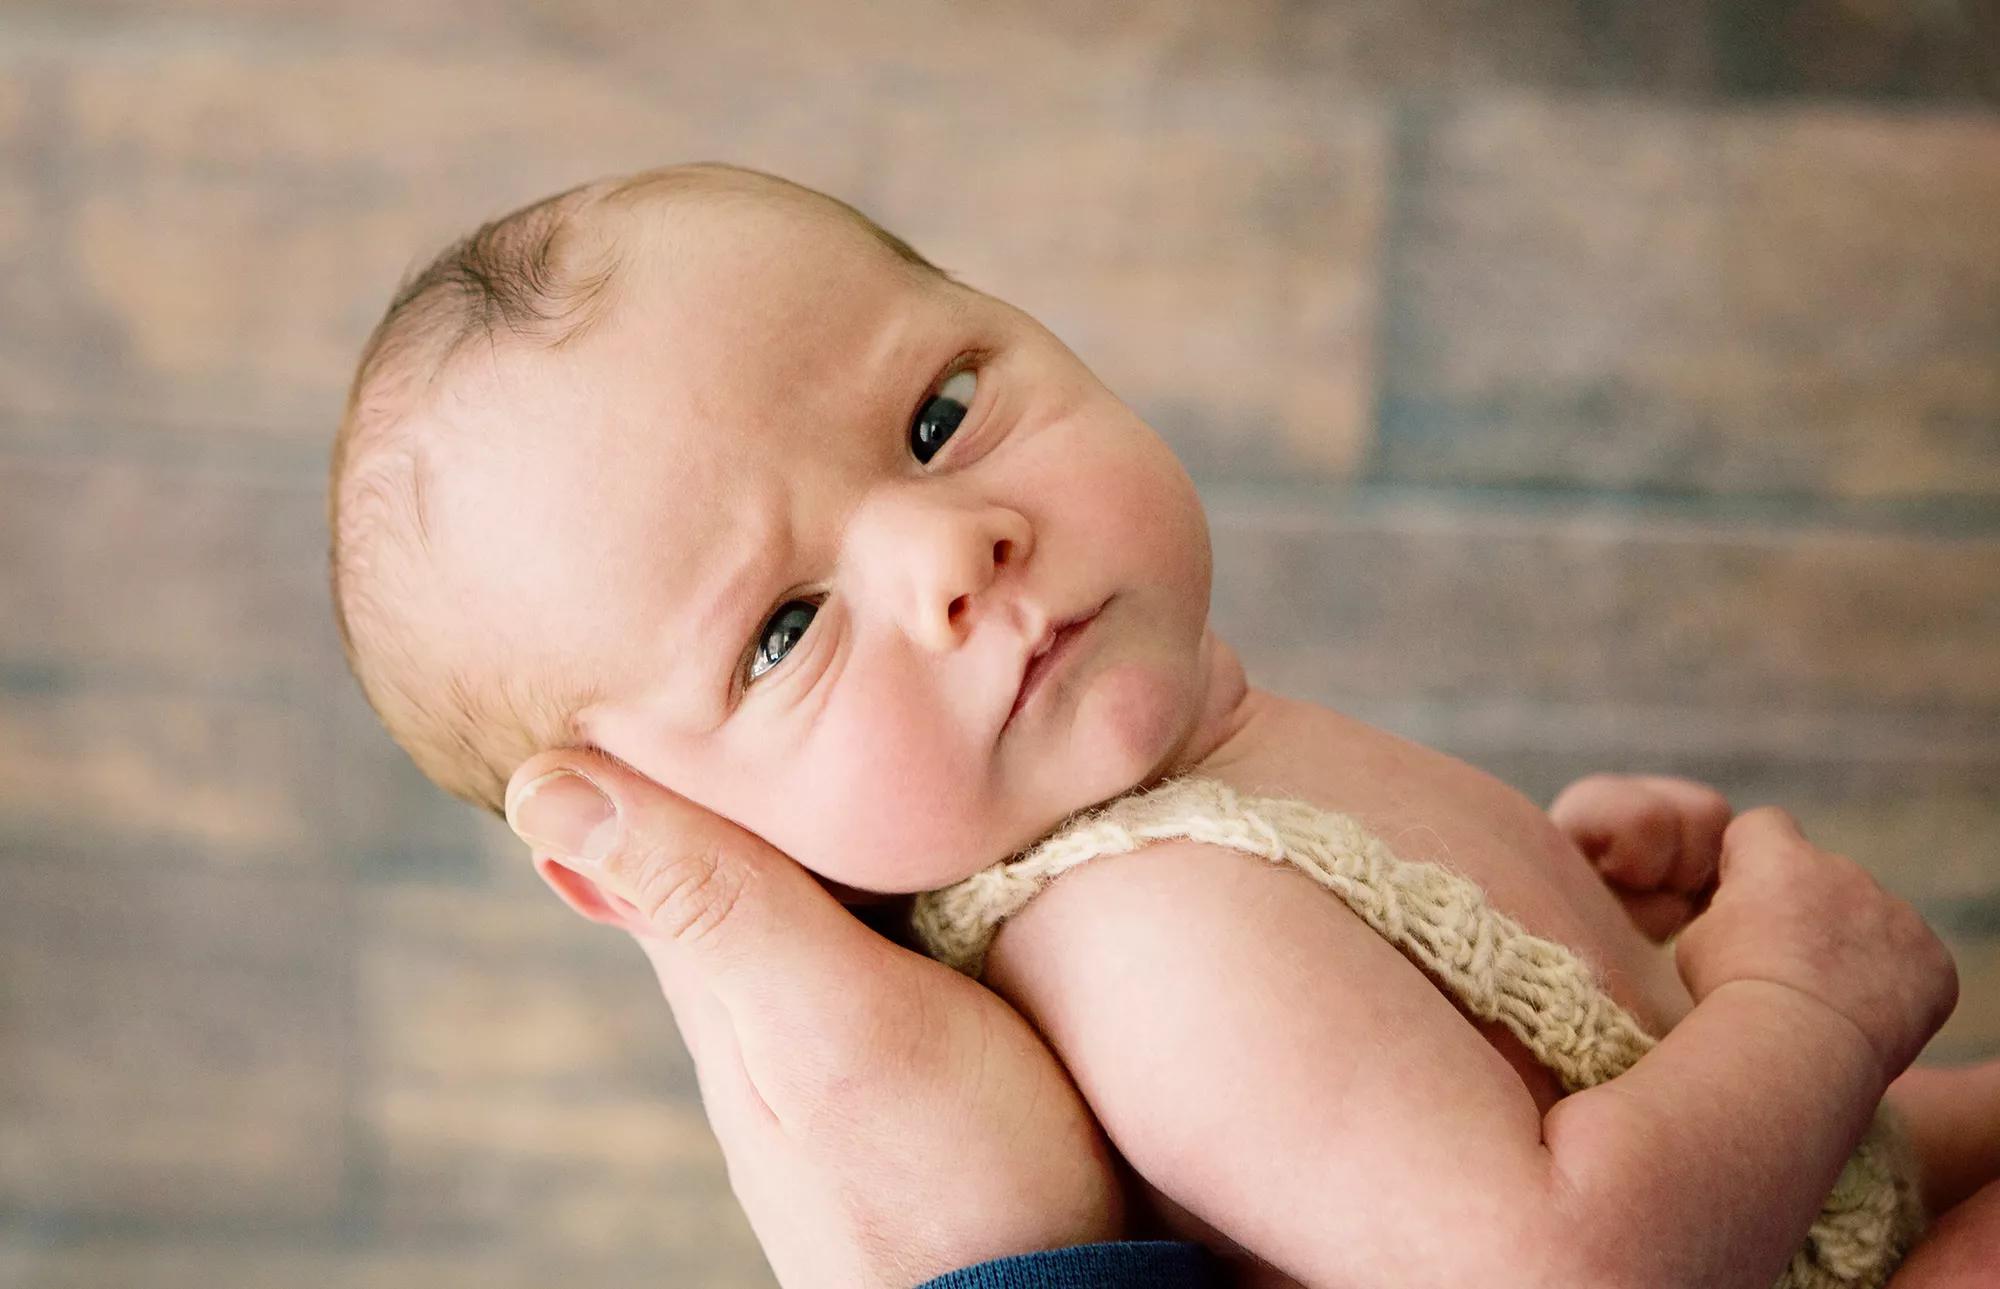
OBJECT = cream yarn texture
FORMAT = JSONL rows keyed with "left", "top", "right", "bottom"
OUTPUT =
{"left": 910, "top": 775, "right": 1925, "bottom": 1289}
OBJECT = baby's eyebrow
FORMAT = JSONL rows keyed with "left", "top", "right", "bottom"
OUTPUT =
{"left": 681, "top": 520, "right": 790, "bottom": 721}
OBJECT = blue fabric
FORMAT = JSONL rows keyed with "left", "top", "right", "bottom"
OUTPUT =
{"left": 916, "top": 1240, "right": 1219, "bottom": 1288}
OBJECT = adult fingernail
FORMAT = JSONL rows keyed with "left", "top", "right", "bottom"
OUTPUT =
{"left": 507, "top": 769, "right": 618, "bottom": 866}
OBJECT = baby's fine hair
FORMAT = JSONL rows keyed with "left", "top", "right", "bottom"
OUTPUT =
{"left": 328, "top": 163, "right": 942, "bottom": 816}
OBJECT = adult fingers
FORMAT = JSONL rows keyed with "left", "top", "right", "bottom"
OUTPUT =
{"left": 505, "top": 748, "right": 891, "bottom": 1037}
{"left": 633, "top": 933, "right": 775, "bottom": 1139}
{"left": 634, "top": 929, "right": 730, "bottom": 1065}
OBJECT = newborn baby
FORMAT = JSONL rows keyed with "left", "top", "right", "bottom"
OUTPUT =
{"left": 330, "top": 164, "right": 1994, "bottom": 1287}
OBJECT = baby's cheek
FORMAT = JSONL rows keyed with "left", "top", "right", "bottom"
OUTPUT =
{"left": 789, "top": 716, "right": 1004, "bottom": 894}
{"left": 1072, "top": 425, "right": 1207, "bottom": 560}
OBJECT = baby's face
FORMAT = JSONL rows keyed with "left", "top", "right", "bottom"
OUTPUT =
{"left": 422, "top": 191, "right": 1227, "bottom": 892}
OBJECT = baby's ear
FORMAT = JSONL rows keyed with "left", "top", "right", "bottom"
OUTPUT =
{"left": 532, "top": 852, "right": 650, "bottom": 934}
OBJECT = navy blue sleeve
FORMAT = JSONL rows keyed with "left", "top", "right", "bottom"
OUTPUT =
{"left": 915, "top": 1240, "right": 1221, "bottom": 1288}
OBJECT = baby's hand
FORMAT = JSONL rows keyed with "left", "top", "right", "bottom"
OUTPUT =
{"left": 1549, "top": 773, "right": 1732, "bottom": 940}
{"left": 1675, "top": 808, "right": 1959, "bottom": 1085}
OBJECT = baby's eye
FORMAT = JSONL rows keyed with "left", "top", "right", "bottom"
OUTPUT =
{"left": 910, "top": 369, "right": 977, "bottom": 466}
{"left": 748, "top": 598, "right": 817, "bottom": 684}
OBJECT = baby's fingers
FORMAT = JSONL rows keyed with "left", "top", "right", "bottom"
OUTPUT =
{"left": 1550, "top": 773, "right": 1731, "bottom": 894}
{"left": 1622, "top": 890, "right": 1699, "bottom": 942}
{"left": 1550, "top": 774, "right": 1678, "bottom": 888}
{"left": 1649, "top": 776, "right": 1731, "bottom": 895}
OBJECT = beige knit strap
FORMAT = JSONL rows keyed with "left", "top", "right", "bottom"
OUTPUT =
{"left": 913, "top": 774, "right": 1655, "bottom": 1092}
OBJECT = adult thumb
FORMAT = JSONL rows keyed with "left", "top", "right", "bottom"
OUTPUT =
{"left": 505, "top": 748, "right": 887, "bottom": 1027}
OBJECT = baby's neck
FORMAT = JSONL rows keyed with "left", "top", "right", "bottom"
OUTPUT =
{"left": 1149, "top": 628, "right": 1262, "bottom": 785}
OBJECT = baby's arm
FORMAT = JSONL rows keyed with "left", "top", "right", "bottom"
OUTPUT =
{"left": 983, "top": 810, "right": 1955, "bottom": 1289}
{"left": 1556, "top": 774, "right": 2000, "bottom": 1224}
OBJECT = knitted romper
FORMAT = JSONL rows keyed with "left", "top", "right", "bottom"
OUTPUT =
{"left": 909, "top": 776, "right": 1927, "bottom": 1289}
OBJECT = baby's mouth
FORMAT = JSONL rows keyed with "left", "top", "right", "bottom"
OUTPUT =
{"left": 1005, "top": 597, "right": 1109, "bottom": 731}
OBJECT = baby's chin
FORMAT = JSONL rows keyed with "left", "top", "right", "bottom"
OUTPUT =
{"left": 808, "top": 633, "right": 1235, "bottom": 901}
{"left": 1073, "top": 655, "right": 1199, "bottom": 787}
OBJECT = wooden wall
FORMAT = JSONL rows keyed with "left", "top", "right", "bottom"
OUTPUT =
{"left": 1, "top": 4, "right": 1995, "bottom": 1284}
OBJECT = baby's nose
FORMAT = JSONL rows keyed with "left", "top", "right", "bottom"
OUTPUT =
{"left": 859, "top": 489, "right": 1032, "bottom": 652}
{"left": 907, "top": 526, "right": 1027, "bottom": 652}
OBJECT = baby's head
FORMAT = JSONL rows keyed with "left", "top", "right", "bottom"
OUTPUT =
{"left": 330, "top": 163, "right": 1232, "bottom": 893}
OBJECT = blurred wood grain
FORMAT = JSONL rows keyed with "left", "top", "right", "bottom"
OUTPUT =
{"left": 1378, "top": 100, "right": 2000, "bottom": 500}
{"left": 1, "top": 3, "right": 1994, "bottom": 1285}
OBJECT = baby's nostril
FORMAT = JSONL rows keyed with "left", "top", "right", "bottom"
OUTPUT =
{"left": 994, "top": 538, "right": 1013, "bottom": 565}
{"left": 948, "top": 593, "right": 969, "bottom": 621}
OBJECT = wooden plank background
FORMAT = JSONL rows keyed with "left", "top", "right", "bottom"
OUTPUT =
{"left": 1, "top": 4, "right": 1994, "bottom": 1284}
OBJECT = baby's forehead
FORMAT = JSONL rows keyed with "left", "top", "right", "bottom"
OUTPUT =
{"left": 422, "top": 182, "right": 958, "bottom": 646}
{"left": 441, "top": 195, "right": 929, "bottom": 437}
{"left": 603, "top": 175, "right": 930, "bottom": 304}
{"left": 565, "top": 203, "right": 953, "bottom": 428}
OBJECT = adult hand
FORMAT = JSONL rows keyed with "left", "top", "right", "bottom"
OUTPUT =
{"left": 505, "top": 749, "right": 1125, "bottom": 1289}
{"left": 1550, "top": 773, "right": 1732, "bottom": 941}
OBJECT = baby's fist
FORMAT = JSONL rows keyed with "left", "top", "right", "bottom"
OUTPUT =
{"left": 1673, "top": 808, "right": 1958, "bottom": 1084}
{"left": 1549, "top": 773, "right": 1732, "bottom": 941}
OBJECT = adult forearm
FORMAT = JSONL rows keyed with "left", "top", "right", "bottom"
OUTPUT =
{"left": 1542, "top": 980, "right": 1886, "bottom": 1287}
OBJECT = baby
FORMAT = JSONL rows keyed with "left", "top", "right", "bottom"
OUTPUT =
{"left": 330, "top": 163, "right": 1997, "bottom": 1286}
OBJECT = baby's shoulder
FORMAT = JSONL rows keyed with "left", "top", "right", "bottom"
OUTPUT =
{"left": 980, "top": 830, "right": 1426, "bottom": 1041}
